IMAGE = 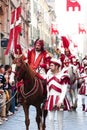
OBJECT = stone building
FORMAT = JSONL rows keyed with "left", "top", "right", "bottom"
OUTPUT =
{"left": 0, "top": 0, "right": 56, "bottom": 64}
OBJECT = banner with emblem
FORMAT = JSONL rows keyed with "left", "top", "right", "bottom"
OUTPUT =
{"left": 4, "top": 6, "right": 21, "bottom": 55}
{"left": 55, "top": 0, "right": 87, "bottom": 57}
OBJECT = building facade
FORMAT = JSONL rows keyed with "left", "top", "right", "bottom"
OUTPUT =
{"left": 0, "top": 0, "right": 56, "bottom": 64}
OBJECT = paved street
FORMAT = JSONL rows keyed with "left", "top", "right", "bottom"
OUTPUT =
{"left": 0, "top": 95, "right": 87, "bottom": 130}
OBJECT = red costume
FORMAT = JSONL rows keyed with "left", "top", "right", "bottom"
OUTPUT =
{"left": 14, "top": 44, "right": 26, "bottom": 61}
{"left": 27, "top": 39, "right": 51, "bottom": 79}
{"left": 60, "top": 36, "right": 76, "bottom": 68}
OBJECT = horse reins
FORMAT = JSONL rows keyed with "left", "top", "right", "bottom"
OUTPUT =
{"left": 20, "top": 77, "right": 43, "bottom": 99}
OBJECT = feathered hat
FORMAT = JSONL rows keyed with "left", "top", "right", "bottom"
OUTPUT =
{"left": 16, "top": 44, "right": 22, "bottom": 55}
{"left": 61, "top": 36, "right": 70, "bottom": 51}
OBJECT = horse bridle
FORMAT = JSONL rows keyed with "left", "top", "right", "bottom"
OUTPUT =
{"left": 20, "top": 77, "right": 43, "bottom": 99}
{"left": 14, "top": 59, "right": 44, "bottom": 99}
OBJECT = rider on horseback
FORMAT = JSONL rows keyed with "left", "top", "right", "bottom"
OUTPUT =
{"left": 27, "top": 39, "right": 52, "bottom": 96}
{"left": 27, "top": 39, "right": 52, "bottom": 79}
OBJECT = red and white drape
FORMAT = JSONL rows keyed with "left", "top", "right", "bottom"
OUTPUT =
{"left": 4, "top": 6, "right": 21, "bottom": 55}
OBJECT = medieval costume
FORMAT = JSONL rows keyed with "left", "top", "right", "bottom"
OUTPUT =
{"left": 78, "top": 66, "right": 87, "bottom": 111}
{"left": 60, "top": 36, "right": 76, "bottom": 68}
{"left": 27, "top": 39, "right": 51, "bottom": 80}
{"left": 44, "top": 58, "right": 70, "bottom": 130}
{"left": 14, "top": 44, "right": 27, "bottom": 61}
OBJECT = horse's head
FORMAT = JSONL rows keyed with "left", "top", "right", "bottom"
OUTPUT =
{"left": 10, "top": 53, "right": 35, "bottom": 86}
{"left": 15, "top": 58, "right": 27, "bottom": 81}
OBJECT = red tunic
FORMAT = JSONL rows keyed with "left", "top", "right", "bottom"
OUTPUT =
{"left": 27, "top": 49, "right": 51, "bottom": 72}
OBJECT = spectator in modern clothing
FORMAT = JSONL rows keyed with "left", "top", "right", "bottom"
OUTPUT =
{"left": 0, "top": 65, "right": 8, "bottom": 123}
{"left": 4, "top": 65, "right": 12, "bottom": 115}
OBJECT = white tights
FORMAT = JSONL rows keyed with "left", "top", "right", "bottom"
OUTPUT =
{"left": 48, "top": 110, "right": 64, "bottom": 130}
{"left": 82, "top": 95, "right": 86, "bottom": 105}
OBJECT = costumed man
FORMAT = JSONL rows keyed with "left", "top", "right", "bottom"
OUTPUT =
{"left": 63, "top": 57, "right": 79, "bottom": 110}
{"left": 62, "top": 58, "right": 74, "bottom": 110}
{"left": 70, "top": 56, "right": 82, "bottom": 110}
{"left": 78, "top": 66, "right": 87, "bottom": 112}
{"left": 82, "top": 53, "right": 87, "bottom": 67}
{"left": 44, "top": 58, "right": 70, "bottom": 130}
{"left": 60, "top": 36, "right": 75, "bottom": 68}
{"left": 60, "top": 36, "right": 79, "bottom": 110}
{"left": 27, "top": 39, "right": 52, "bottom": 94}
{"left": 14, "top": 44, "right": 27, "bottom": 61}
{"left": 27, "top": 39, "right": 51, "bottom": 77}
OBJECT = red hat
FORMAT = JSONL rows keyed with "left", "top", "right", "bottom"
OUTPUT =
{"left": 16, "top": 44, "right": 22, "bottom": 55}
{"left": 34, "top": 39, "right": 44, "bottom": 49}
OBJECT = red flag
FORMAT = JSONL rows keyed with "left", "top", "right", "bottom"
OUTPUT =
{"left": 51, "top": 24, "right": 59, "bottom": 35}
{"left": 4, "top": 6, "right": 21, "bottom": 55}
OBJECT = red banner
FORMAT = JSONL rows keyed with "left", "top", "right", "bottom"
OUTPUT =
{"left": 51, "top": 24, "right": 59, "bottom": 35}
{"left": 4, "top": 6, "right": 21, "bottom": 55}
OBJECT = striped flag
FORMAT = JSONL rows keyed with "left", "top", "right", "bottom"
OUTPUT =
{"left": 4, "top": 6, "right": 21, "bottom": 55}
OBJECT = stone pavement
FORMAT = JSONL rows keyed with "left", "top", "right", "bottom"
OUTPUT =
{"left": 0, "top": 94, "right": 87, "bottom": 130}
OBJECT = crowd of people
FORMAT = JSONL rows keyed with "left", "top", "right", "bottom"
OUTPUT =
{"left": 0, "top": 38, "right": 87, "bottom": 130}
{"left": 0, "top": 63, "right": 20, "bottom": 125}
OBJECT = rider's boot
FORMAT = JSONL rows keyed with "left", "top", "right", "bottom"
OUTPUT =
{"left": 82, "top": 104, "right": 85, "bottom": 111}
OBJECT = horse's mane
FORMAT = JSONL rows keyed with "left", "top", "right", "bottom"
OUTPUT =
{"left": 22, "top": 61, "right": 36, "bottom": 80}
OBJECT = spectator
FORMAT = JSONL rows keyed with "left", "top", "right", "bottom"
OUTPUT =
{"left": 0, "top": 65, "right": 8, "bottom": 124}
{"left": 4, "top": 65, "right": 13, "bottom": 115}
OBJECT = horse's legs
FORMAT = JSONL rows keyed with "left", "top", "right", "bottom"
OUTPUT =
{"left": 72, "top": 87, "right": 78, "bottom": 109}
{"left": 70, "top": 85, "right": 78, "bottom": 110}
{"left": 36, "top": 106, "right": 42, "bottom": 130}
{"left": 66, "top": 88, "right": 73, "bottom": 110}
{"left": 23, "top": 104, "right": 30, "bottom": 130}
{"left": 42, "top": 110, "right": 48, "bottom": 130}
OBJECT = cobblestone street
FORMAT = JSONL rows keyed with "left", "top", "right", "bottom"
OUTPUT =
{"left": 0, "top": 95, "right": 87, "bottom": 130}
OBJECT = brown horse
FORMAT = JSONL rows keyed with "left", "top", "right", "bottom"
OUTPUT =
{"left": 11, "top": 57, "right": 47, "bottom": 130}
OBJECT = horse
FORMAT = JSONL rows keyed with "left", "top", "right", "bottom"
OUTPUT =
{"left": 10, "top": 56, "right": 48, "bottom": 130}
{"left": 67, "top": 65, "right": 80, "bottom": 110}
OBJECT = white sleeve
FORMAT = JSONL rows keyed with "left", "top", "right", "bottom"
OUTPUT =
{"left": 58, "top": 84, "right": 67, "bottom": 103}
